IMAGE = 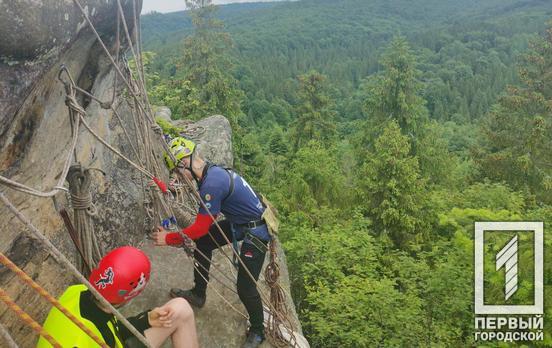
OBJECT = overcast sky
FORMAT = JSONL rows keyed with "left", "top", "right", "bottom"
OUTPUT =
{"left": 141, "top": 0, "right": 277, "bottom": 14}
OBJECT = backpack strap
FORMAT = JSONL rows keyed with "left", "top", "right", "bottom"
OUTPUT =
{"left": 222, "top": 168, "right": 235, "bottom": 204}
{"left": 202, "top": 162, "right": 234, "bottom": 204}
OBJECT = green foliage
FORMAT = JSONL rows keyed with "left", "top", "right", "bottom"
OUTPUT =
{"left": 150, "top": 0, "right": 245, "bottom": 136}
{"left": 421, "top": 235, "right": 474, "bottom": 347}
{"left": 291, "top": 71, "right": 336, "bottom": 151}
{"left": 430, "top": 182, "right": 527, "bottom": 229}
{"left": 415, "top": 121, "right": 459, "bottom": 186}
{"left": 363, "top": 37, "right": 428, "bottom": 140}
{"left": 283, "top": 215, "right": 425, "bottom": 347}
{"left": 306, "top": 276, "right": 424, "bottom": 347}
{"left": 155, "top": 117, "right": 183, "bottom": 137}
{"left": 479, "top": 25, "right": 552, "bottom": 204}
{"left": 143, "top": 0, "right": 550, "bottom": 125}
{"left": 267, "top": 126, "right": 289, "bottom": 156}
{"left": 237, "top": 132, "right": 266, "bottom": 180}
{"left": 276, "top": 141, "right": 348, "bottom": 217}
{"left": 359, "top": 121, "right": 429, "bottom": 249}
{"left": 179, "top": 1, "right": 244, "bottom": 126}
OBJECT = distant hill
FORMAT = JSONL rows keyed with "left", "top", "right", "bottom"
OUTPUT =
{"left": 141, "top": 0, "right": 552, "bottom": 50}
{"left": 140, "top": 2, "right": 279, "bottom": 48}
{"left": 141, "top": 0, "right": 552, "bottom": 122}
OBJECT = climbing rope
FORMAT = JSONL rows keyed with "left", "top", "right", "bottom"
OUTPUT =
{"left": 0, "top": 252, "right": 109, "bottom": 348}
{"left": 0, "top": 288, "right": 61, "bottom": 347}
{"left": 191, "top": 259, "right": 248, "bottom": 319}
{"left": 67, "top": 164, "right": 103, "bottom": 275}
{"left": 264, "top": 239, "right": 294, "bottom": 347}
{"left": 116, "top": 0, "right": 148, "bottom": 103}
{"left": 0, "top": 71, "right": 81, "bottom": 198}
{"left": 0, "top": 192, "right": 152, "bottom": 348}
{"left": 78, "top": 113, "right": 155, "bottom": 178}
{"left": 57, "top": 204, "right": 92, "bottom": 275}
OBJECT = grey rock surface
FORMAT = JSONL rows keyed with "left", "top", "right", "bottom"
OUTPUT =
{"left": 191, "top": 115, "right": 234, "bottom": 168}
{"left": 0, "top": 32, "right": 151, "bottom": 346}
{"left": 154, "top": 106, "right": 173, "bottom": 122}
{"left": 0, "top": 0, "right": 141, "bottom": 149}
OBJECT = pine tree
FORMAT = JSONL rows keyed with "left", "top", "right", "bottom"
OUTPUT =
{"left": 479, "top": 24, "right": 552, "bottom": 204}
{"left": 291, "top": 71, "right": 336, "bottom": 151}
{"left": 359, "top": 121, "right": 428, "bottom": 249}
{"left": 362, "top": 36, "right": 428, "bottom": 143}
{"left": 176, "top": 0, "right": 244, "bottom": 131}
{"left": 268, "top": 126, "right": 289, "bottom": 156}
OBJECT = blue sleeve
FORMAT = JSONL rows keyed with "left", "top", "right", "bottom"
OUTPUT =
{"left": 198, "top": 183, "right": 224, "bottom": 216}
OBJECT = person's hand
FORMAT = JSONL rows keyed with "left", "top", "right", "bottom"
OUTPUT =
{"left": 151, "top": 226, "right": 169, "bottom": 246}
{"left": 148, "top": 306, "right": 175, "bottom": 328}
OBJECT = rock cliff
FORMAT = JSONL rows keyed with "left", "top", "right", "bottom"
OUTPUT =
{"left": 0, "top": 1, "right": 303, "bottom": 346}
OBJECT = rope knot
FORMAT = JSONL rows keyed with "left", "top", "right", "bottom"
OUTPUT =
{"left": 70, "top": 192, "right": 97, "bottom": 216}
{"left": 65, "top": 94, "right": 86, "bottom": 115}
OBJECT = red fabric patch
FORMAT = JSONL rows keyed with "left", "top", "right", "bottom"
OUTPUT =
{"left": 244, "top": 251, "right": 253, "bottom": 258}
{"left": 152, "top": 177, "right": 168, "bottom": 194}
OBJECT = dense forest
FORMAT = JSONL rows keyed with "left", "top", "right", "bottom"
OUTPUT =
{"left": 141, "top": 0, "right": 552, "bottom": 346}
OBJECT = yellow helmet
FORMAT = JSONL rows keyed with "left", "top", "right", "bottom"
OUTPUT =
{"left": 163, "top": 137, "right": 196, "bottom": 171}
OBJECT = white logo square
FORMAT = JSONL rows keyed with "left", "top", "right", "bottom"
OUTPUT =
{"left": 474, "top": 222, "right": 543, "bottom": 315}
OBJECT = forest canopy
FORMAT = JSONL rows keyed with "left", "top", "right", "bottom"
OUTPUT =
{"left": 141, "top": 0, "right": 552, "bottom": 346}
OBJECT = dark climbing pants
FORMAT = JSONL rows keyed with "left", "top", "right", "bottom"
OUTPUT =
{"left": 192, "top": 219, "right": 268, "bottom": 336}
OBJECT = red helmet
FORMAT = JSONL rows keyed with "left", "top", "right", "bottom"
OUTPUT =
{"left": 89, "top": 246, "right": 151, "bottom": 305}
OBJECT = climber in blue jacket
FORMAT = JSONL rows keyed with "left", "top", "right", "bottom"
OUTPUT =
{"left": 153, "top": 137, "right": 269, "bottom": 348}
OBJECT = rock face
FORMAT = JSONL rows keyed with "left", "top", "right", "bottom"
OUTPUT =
{"left": 153, "top": 106, "right": 172, "bottom": 123}
{"left": 0, "top": 0, "right": 141, "bottom": 152}
{"left": 0, "top": 0, "right": 143, "bottom": 59}
{"left": 190, "top": 115, "right": 235, "bottom": 168}
{"left": 0, "top": 1, "right": 303, "bottom": 346}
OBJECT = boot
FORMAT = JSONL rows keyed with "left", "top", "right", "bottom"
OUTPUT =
{"left": 242, "top": 331, "right": 264, "bottom": 348}
{"left": 169, "top": 288, "right": 206, "bottom": 308}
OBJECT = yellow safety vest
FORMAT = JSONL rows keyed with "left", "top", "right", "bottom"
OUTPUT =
{"left": 36, "top": 285, "right": 123, "bottom": 348}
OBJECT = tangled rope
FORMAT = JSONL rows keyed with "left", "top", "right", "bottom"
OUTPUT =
{"left": 67, "top": 164, "right": 103, "bottom": 275}
{"left": 264, "top": 238, "right": 297, "bottom": 347}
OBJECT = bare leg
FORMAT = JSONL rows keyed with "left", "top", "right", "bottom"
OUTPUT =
{"left": 144, "top": 298, "right": 199, "bottom": 348}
